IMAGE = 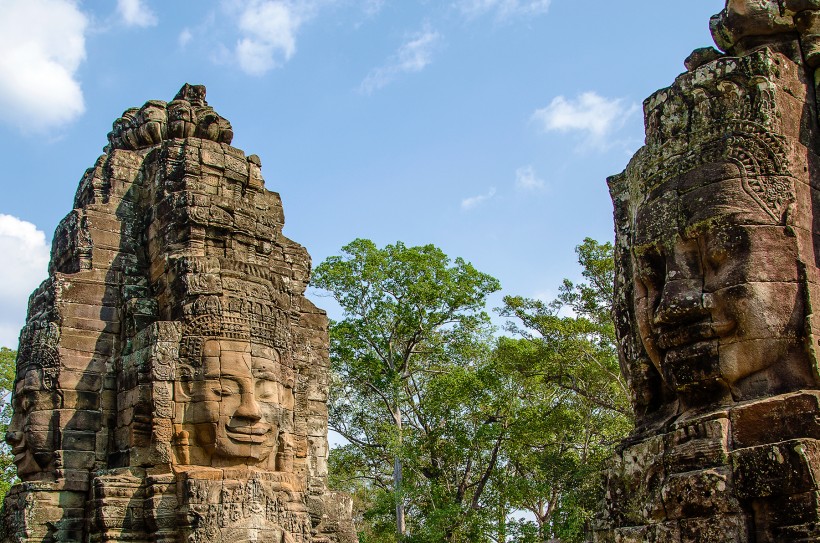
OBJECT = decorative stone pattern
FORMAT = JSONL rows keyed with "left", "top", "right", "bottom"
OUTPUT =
{"left": 1, "top": 84, "right": 356, "bottom": 543}
{"left": 594, "top": 3, "right": 820, "bottom": 542}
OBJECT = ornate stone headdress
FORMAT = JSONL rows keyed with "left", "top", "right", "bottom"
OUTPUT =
{"left": 179, "top": 296, "right": 289, "bottom": 367}
{"left": 609, "top": 48, "right": 796, "bottom": 226}
{"left": 16, "top": 321, "right": 61, "bottom": 392}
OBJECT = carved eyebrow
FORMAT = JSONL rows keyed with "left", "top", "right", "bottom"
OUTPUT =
{"left": 251, "top": 368, "right": 277, "bottom": 380}
{"left": 217, "top": 371, "right": 251, "bottom": 381}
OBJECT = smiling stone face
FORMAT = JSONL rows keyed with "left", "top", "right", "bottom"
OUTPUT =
{"left": 628, "top": 168, "right": 814, "bottom": 409}
{"left": 591, "top": 4, "right": 820, "bottom": 540}
{"left": 5, "top": 366, "right": 60, "bottom": 477}
{"left": 183, "top": 339, "right": 282, "bottom": 466}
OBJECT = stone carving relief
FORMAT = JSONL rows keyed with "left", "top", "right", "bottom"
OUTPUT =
{"left": 6, "top": 323, "right": 62, "bottom": 479}
{"left": 620, "top": 127, "right": 808, "bottom": 413}
{"left": 175, "top": 306, "right": 296, "bottom": 470}
{"left": 108, "top": 84, "right": 233, "bottom": 152}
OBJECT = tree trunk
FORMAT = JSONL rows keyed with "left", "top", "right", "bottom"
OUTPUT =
{"left": 394, "top": 454, "right": 405, "bottom": 538}
{"left": 393, "top": 403, "right": 406, "bottom": 540}
{"left": 497, "top": 492, "right": 506, "bottom": 543}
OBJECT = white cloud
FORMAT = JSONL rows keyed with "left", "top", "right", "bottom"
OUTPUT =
{"left": 456, "top": 0, "right": 551, "bottom": 19}
{"left": 179, "top": 28, "right": 193, "bottom": 47}
{"left": 532, "top": 91, "right": 638, "bottom": 147}
{"left": 360, "top": 24, "right": 441, "bottom": 94}
{"left": 0, "top": 0, "right": 88, "bottom": 133}
{"left": 461, "top": 187, "right": 496, "bottom": 210}
{"left": 362, "top": 0, "right": 385, "bottom": 16}
{"left": 223, "top": 0, "right": 312, "bottom": 76}
{"left": 532, "top": 289, "right": 553, "bottom": 303}
{"left": 515, "top": 165, "right": 545, "bottom": 190}
{"left": 117, "top": 0, "right": 158, "bottom": 27}
{"left": 0, "top": 215, "right": 50, "bottom": 348}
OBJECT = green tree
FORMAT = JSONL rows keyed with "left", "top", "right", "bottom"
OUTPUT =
{"left": 502, "top": 238, "right": 629, "bottom": 418}
{"left": 498, "top": 239, "right": 632, "bottom": 542}
{"left": 327, "top": 341, "right": 523, "bottom": 543}
{"left": 313, "top": 239, "right": 501, "bottom": 541}
{"left": 0, "top": 348, "right": 17, "bottom": 500}
{"left": 320, "top": 238, "right": 632, "bottom": 542}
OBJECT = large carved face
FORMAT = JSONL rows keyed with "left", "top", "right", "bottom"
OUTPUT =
{"left": 629, "top": 168, "right": 813, "bottom": 408}
{"left": 6, "top": 366, "right": 59, "bottom": 477}
{"left": 184, "top": 339, "right": 281, "bottom": 464}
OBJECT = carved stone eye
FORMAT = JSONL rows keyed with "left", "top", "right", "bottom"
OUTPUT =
{"left": 210, "top": 386, "right": 226, "bottom": 397}
{"left": 635, "top": 250, "right": 665, "bottom": 294}
{"left": 704, "top": 244, "right": 728, "bottom": 271}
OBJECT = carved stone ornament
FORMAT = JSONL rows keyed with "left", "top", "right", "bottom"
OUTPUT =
{"left": 1, "top": 84, "right": 356, "bottom": 543}
{"left": 594, "top": 2, "right": 820, "bottom": 542}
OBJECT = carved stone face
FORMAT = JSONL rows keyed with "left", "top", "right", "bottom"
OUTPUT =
{"left": 137, "top": 102, "right": 167, "bottom": 145}
{"left": 168, "top": 100, "right": 195, "bottom": 139}
{"left": 630, "top": 171, "right": 812, "bottom": 407}
{"left": 185, "top": 339, "right": 280, "bottom": 464}
{"left": 6, "top": 367, "right": 58, "bottom": 477}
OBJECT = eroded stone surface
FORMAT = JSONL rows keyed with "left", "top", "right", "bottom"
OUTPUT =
{"left": 1, "top": 84, "right": 355, "bottom": 543}
{"left": 596, "top": 2, "right": 820, "bottom": 542}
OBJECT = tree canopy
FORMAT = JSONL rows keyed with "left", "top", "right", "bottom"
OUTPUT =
{"left": 498, "top": 238, "right": 631, "bottom": 542}
{"left": 313, "top": 239, "right": 502, "bottom": 541}
{"left": 318, "top": 238, "right": 632, "bottom": 542}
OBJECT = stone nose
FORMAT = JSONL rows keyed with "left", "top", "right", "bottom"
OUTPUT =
{"left": 5, "top": 430, "right": 22, "bottom": 446}
{"left": 235, "top": 392, "right": 262, "bottom": 421}
{"left": 653, "top": 278, "right": 709, "bottom": 327}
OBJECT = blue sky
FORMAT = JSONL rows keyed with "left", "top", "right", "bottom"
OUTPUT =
{"left": 0, "top": 0, "right": 723, "bottom": 347}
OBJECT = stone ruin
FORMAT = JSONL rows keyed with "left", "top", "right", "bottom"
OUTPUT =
{"left": 595, "top": 1, "right": 820, "bottom": 542}
{"left": 2, "top": 84, "right": 356, "bottom": 543}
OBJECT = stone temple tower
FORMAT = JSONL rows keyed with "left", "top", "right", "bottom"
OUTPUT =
{"left": 2, "top": 84, "right": 356, "bottom": 543}
{"left": 595, "top": 2, "right": 820, "bottom": 542}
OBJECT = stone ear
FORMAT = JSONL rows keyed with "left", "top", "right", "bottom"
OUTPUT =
{"left": 177, "top": 364, "right": 196, "bottom": 399}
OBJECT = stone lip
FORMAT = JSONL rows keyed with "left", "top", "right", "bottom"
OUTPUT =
{"left": 105, "top": 83, "right": 234, "bottom": 152}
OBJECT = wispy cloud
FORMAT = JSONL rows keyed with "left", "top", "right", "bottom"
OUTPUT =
{"left": 360, "top": 24, "right": 442, "bottom": 94}
{"left": 455, "top": 0, "right": 551, "bottom": 20}
{"left": 515, "top": 165, "right": 545, "bottom": 191}
{"left": 532, "top": 91, "right": 638, "bottom": 148}
{"left": 0, "top": 0, "right": 88, "bottom": 133}
{"left": 362, "top": 0, "right": 385, "bottom": 16}
{"left": 221, "top": 0, "right": 317, "bottom": 76}
{"left": 461, "top": 187, "right": 496, "bottom": 210}
{"left": 0, "top": 215, "right": 50, "bottom": 348}
{"left": 117, "top": 0, "right": 158, "bottom": 27}
{"left": 178, "top": 28, "right": 193, "bottom": 47}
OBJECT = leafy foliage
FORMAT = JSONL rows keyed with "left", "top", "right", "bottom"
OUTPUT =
{"left": 314, "top": 239, "right": 502, "bottom": 541}
{"left": 501, "top": 239, "right": 629, "bottom": 418}
{"left": 498, "top": 238, "right": 632, "bottom": 541}
{"left": 0, "top": 348, "right": 16, "bottom": 500}
{"left": 320, "top": 238, "right": 631, "bottom": 542}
